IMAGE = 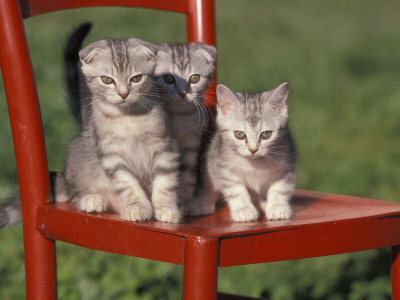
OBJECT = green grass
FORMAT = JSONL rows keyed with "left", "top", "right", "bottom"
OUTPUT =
{"left": 1, "top": 0, "right": 400, "bottom": 299}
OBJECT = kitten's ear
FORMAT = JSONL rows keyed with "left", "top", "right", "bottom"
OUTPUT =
{"left": 156, "top": 44, "right": 169, "bottom": 61}
{"left": 264, "top": 82, "right": 289, "bottom": 116}
{"left": 193, "top": 43, "right": 217, "bottom": 65}
{"left": 156, "top": 50, "right": 168, "bottom": 61}
{"left": 79, "top": 40, "right": 108, "bottom": 64}
{"left": 128, "top": 38, "right": 158, "bottom": 61}
{"left": 133, "top": 45, "right": 158, "bottom": 61}
{"left": 157, "top": 43, "right": 170, "bottom": 52}
{"left": 216, "top": 84, "right": 239, "bottom": 115}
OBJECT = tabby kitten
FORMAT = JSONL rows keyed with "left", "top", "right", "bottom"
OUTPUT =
{"left": 154, "top": 43, "right": 216, "bottom": 215}
{"left": 197, "top": 82, "right": 297, "bottom": 221}
{"left": 60, "top": 37, "right": 181, "bottom": 223}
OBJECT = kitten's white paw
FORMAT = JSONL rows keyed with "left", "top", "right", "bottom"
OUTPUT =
{"left": 154, "top": 206, "right": 181, "bottom": 223}
{"left": 80, "top": 194, "right": 108, "bottom": 213}
{"left": 121, "top": 203, "right": 153, "bottom": 222}
{"left": 231, "top": 205, "right": 260, "bottom": 222}
{"left": 266, "top": 203, "right": 292, "bottom": 220}
{"left": 182, "top": 199, "right": 215, "bottom": 216}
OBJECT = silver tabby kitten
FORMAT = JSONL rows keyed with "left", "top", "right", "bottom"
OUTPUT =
{"left": 59, "top": 38, "right": 181, "bottom": 223}
{"left": 197, "top": 82, "right": 297, "bottom": 221}
{"left": 154, "top": 43, "right": 216, "bottom": 215}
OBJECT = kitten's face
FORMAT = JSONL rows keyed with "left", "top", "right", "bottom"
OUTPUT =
{"left": 154, "top": 43, "right": 216, "bottom": 105}
{"left": 216, "top": 83, "right": 289, "bottom": 159}
{"left": 79, "top": 38, "right": 158, "bottom": 109}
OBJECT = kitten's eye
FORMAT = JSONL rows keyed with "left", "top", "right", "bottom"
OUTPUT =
{"left": 189, "top": 74, "right": 200, "bottom": 84}
{"left": 163, "top": 75, "right": 175, "bottom": 84}
{"left": 260, "top": 131, "right": 272, "bottom": 140}
{"left": 101, "top": 76, "right": 114, "bottom": 84}
{"left": 131, "top": 75, "right": 143, "bottom": 83}
{"left": 234, "top": 131, "right": 247, "bottom": 140}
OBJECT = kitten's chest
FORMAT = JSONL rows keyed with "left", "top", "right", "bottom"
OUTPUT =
{"left": 98, "top": 111, "right": 167, "bottom": 169}
{"left": 171, "top": 106, "right": 205, "bottom": 141}
{"left": 103, "top": 113, "right": 160, "bottom": 136}
{"left": 233, "top": 158, "right": 280, "bottom": 194}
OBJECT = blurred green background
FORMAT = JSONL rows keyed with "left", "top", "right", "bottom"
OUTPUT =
{"left": 1, "top": 0, "right": 400, "bottom": 299}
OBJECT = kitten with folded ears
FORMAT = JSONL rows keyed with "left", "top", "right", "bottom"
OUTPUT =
{"left": 60, "top": 37, "right": 182, "bottom": 223}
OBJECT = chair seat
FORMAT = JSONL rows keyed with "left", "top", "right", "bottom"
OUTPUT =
{"left": 37, "top": 189, "right": 400, "bottom": 267}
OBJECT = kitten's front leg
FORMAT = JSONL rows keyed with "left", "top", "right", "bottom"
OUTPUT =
{"left": 102, "top": 151, "right": 152, "bottom": 221}
{"left": 151, "top": 151, "right": 181, "bottom": 223}
{"left": 187, "top": 175, "right": 217, "bottom": 216}
{"left": 80, "top": 194, "right": 109, "bottom": 212}
{"left": 108, "top": 169, "right": 153, "bottom": 222}
{"left": 266, "top": 177, "right": 295, "bottom": 221}
{"left": 177, "top": 134, "right": 202, "bottom": 215}
{"left": 223, "top": 184, "right": 259, "bottom": 222}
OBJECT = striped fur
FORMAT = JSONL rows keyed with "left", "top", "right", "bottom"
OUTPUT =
{"left": 154, "top": 43, "right": 216, "bottom": 216}
{"left": 62, "top": 25, "right": 216, "bottom": 216}
{"left": 0, "top": 200, "right": 22, "bottom": 228}
{"left": 61, "top": 38, "right": 181, "bottom": 223}
{"left": 197, "top": 82, "right": 297, "bottom": 222}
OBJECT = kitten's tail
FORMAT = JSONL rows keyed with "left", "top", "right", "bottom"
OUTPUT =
{"left": 63, "top": 22, "right": 92, "bottom": 128}
{"left": 0, "top": 199, "right": 22, "bottom": 228}
{"left": 0, "top": 173, "right": 67, "bottom": 228}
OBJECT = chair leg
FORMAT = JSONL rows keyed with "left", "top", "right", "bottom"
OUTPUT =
{"left": 392, "top": 245, "right": 400, "bottom": 299}
{"left": 23, "top": 221, "right": 57, "bottom": 300}
{"left": 183, "top": 237, "right": 219, "bottom": 300}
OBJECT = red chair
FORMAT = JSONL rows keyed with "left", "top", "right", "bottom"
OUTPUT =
{"left": 1, "top": 0, "right": 400, "bottom": 299}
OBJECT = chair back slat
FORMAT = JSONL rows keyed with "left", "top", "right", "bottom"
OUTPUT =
{"left": 19, "top": 0, "right": 191, "bottom": 18}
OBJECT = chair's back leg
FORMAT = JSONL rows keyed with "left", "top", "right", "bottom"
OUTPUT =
{"left": 186, "top": 0, "right": 216, "bottom": 44}
{"left": 186, "top": 0, "right": 216, "bottom": 107}
{"left": 0, "top": 0, "right": 57, "bottom": 299}
{"left": 392, "top": 245, "right": 400, "bottom": 299}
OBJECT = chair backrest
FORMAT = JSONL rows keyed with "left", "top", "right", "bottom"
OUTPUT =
{"left": 0, "top": 1, "right": 215, "bottom": 297}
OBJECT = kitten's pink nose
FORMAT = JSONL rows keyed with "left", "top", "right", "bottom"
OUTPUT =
{"left": 178, "top": 90, "right": 187, "bottom": 98}
{"left": 119, "top": 93, "right": 129, "bottom": 99}
{"left": 249, "top": 148, "right": 258, "bottom": 154}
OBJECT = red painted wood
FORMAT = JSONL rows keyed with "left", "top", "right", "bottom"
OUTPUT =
{"left": 392, "top": 245, "right": 400, "bottom": 299}
{"left": 19, "top": 0, "right": 191, "bottom": 18}
{"left": 220, "top": 212, "right": 400, "bottom": 266}
{"left": 183, "top": 237, "right": 219, "bottom": 300}
{"left": 186, "top": 0, "right": 215, "bottom": 44}
{"left": 186, "top": 0, "right": 217, "bottom": 107}
{"left": 37, "top": 190, "right": 400, "bottom": 263}
{"left": 0, "top": 1, "right": 56, "bottom": 299}
{"left": 37, "top": 203, "right": 186, "bottom": 264}
{"left": 36, "top": 189, "right": 400, "bottom": 298}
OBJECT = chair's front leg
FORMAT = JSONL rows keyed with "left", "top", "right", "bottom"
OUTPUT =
{"left": 183, "top": 237, "right": 219, "bottom": 300}
{"left": 392, "top": 245, "right": 400, "bottom": 299}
